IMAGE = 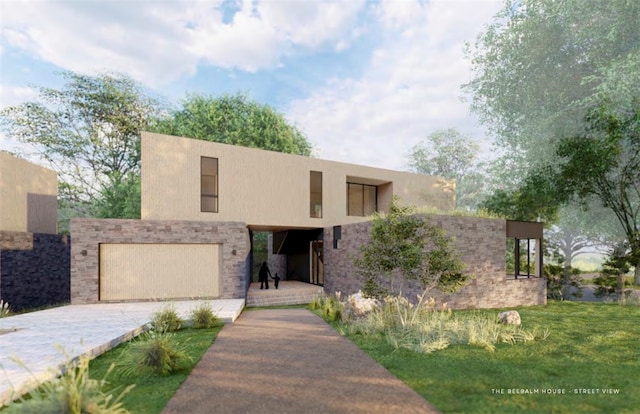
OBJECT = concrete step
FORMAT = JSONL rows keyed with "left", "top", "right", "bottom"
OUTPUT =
{"left": 246, "top": 281, "right": 323, "bottom": 307}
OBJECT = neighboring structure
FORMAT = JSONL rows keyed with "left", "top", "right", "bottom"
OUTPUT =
{"left": 0, "top": 153, "right": 69, "bottom": 311}
{"left": 0, "top": 152, "right": 58, "bottom": 234}
{"left": 71, "top": 132, "right": 546, "bottom": 308}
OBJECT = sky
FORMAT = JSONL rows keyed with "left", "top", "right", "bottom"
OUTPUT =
{"left": 0, "top": 0, "right": 503, "bottom": 171}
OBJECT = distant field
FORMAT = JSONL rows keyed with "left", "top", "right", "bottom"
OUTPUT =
{"left": 571, "top": 253, "right": 606, "bottom": 272}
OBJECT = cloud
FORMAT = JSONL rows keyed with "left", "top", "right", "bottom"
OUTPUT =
{"left": 286, "top": 0, "right": 501, "bottom": 171}
{"left": 0, "top": 0, "right": 366, "bottom": 85}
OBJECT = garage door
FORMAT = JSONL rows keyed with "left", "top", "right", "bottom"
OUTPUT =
{"left": 99, "top": 243, "right": 220, "bottom": 301}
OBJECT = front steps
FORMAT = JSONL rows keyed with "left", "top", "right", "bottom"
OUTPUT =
{"left": 246, "top": 281, "right": 324, "bottom": 307}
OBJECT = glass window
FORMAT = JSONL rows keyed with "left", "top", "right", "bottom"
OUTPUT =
{"left": 201, "top": 157, "right": 218, "bottom": 213}
{"left": 310, "top": 171, "right": 322, "bottom": 218}
{"left": 347, "top": 183, "right": 377, "bottom": 216}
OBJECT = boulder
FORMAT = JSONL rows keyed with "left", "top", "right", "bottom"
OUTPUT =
{"left": 498, "top": 310, "right": 521, "bottom": 325}
{"left": 348, "top": 291, "right": 379, "bottom": 315}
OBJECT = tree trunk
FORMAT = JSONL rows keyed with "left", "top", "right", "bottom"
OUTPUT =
{"left": 561, "top": 247, "right": 573, "bottom": 300}
{"left": 617, "top": 271, "right": 626, "bottom": 305}
{"left": 634, "top": 266, "right": 640, "bottom": 286}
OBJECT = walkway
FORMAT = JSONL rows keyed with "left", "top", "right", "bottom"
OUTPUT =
{"left": 163, "top": 309, "right": 440, "bottom": 414}
{"left": 0, "top": 299, "right": 244, "bottom": 406}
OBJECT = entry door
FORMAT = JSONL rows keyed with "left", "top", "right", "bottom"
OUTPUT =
{"left": 310, "top": 240, "right": 324, "bottom": 286}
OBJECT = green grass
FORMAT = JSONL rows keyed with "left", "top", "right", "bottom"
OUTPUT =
{"left": 337, "top": 301, "right": 640, "bottom": 413}
{"left": 88, "top": 326, "right": 222, "bottom": 413}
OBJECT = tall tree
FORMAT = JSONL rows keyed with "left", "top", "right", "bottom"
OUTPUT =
{"left": 151, "top": 93, "right": 313, "bottom": 156}
{"left": 465, "top": 0, "right": 640, "bottom": 181}
{"left": 555, "top": 101, "right": 640, "bottom": 284}
{"left": 0, "top": 71, "right": 164, "bottom": 230}
{"left": 407, "top": 128, "right": 485, "bottom": 210}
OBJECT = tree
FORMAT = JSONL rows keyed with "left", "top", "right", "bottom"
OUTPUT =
{"left": 355, "top": 196, "right": 472, "bottom": 298}
{"left": 0, "top": 71, "right": 164, "bottom": 230}
{"left": 151, "top": 93, "right": 313, "bottom": 156}
{"left": 407, "top": 128, "right": 485, "bottom": 210}
{"left": 465, "top": 0, "right": 640, "bottom": 182}
{"left": 555, "top": 101, "right": 640, "bottom": 285}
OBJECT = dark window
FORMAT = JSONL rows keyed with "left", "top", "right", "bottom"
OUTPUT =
{"left": 333, "top": 225, "right": 341, "bottom": 249}
{"left": 310, "top": 171, "right": 322, "bottom": 218}
{"left": 347, "top": 183, "right": 377, "bottom": 216}
{"left": 201, "top": 157, "right": 218, "bottom": 213}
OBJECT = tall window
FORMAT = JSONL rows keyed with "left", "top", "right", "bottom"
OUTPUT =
{"left": 347, "top": 183, "right": 377, "bottom": 216}
{"left": 310, "top": 171, "right": 322, "bottom": 218}
{"left": 201, "top": 157, "right": 218, "bottom": 213}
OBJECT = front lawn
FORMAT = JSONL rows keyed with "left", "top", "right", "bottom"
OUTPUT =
{"left": 339, "top": 301, "right": 640, "bottom": 413}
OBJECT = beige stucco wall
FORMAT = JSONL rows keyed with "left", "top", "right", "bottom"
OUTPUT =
{"left": 141, "top": 132, "right": 454, "bottom": 229}
{"left": 0, "top": 153, "right": 57, "bottom": 234}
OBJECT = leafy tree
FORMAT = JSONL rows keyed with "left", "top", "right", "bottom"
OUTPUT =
{"left": 0, "top": 71, "right": 164, "bottom": 230}
{"left": 555, "top": 101, "right": 640, "bottom": 285}
{"left": 465, "top": 0, "right": 640, "bottom": 179}
{"left": 151, "top": 93, "right": 313, "bottom": 156}
{"left": 408, "top": 128, "right": 485, "bottom": 210}
{"left": 355, "top": 196, "right": 472, "bottom": 298}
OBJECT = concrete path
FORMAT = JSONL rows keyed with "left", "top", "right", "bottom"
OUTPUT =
{"left": 163, "top": 309, "right": 440, "bottom": 414}
{"left": 0, "top": 299, "right": 244, "bottom": 406}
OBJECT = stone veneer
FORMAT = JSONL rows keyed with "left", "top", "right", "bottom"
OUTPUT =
{"left": 0, "top": 231, "right": 70, "bottom": 311}
{"left": 70, "top": 219, "right": 250, "bottom": 304}
{"left": 323, "top": 216, "right": 546, "bottom": 309}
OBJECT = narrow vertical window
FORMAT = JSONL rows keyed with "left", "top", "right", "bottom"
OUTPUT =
{"left": 310, "top": 171, "right": 322, "bottom": 218}
{"left": 201, "top": 157, "right": 218, "bottom": 213}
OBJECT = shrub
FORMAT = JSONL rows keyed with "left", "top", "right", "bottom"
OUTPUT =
{"left": 118, "top": 331, "right": 192, "bottom": 377}
{"left": 190, "top": 302, "right": 220, "bottom": 329}
{"left": 544, "top": 263, "right": 583, "bottom": 300}
{"left": 5, "top": 356, "right": 134, "bottom": 414}
{"left": 150, "top": 304, "right": 184, "bottom": 332}
{"left": 0, "top": 300, "right": 11, "bottom": 318}
{"left": 324, "top": 293, "right": 550, "bottom": 354}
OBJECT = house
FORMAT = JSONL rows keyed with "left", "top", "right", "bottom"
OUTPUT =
{"left": 71, "top": 132, "right": 546, "bottom": 308}
{"left": 0, "top": 153, "right": 69, "bottom": 310}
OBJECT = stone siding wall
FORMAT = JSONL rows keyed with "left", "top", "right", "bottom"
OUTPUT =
{"left": 0, "top": 231, "right": 70, "bottom": 311}
{"left": 323, "top": 216, "right": 546, "bottom": 309}
{"left": 70, "top": 219, "right": 250, "bottom": 304}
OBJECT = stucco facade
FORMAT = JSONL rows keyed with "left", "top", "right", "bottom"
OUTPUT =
{"left": 141, "top": 132, "right": 455, "bottom": 230}
{"left": 0, "top": 152, "right": 58, "bottom": 234}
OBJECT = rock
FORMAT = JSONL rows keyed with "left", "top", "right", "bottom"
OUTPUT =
{"left": 348, "top": 291, "right": 379, "bottom": 315}
{"left": 498, "top": 310, "right": 521, "bottom": 325}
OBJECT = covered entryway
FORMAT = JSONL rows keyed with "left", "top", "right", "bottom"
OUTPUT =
{"left": 99, "top": 243, "right": 220, "bottom": 301}
{"left": 271, "top": 229, "right": 323, "bottom": 285}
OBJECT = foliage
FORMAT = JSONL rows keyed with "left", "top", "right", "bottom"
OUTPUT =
{"left": 407, "top": 128, "right": 486, "bottom": 210}
{"left": 5, "top": 356, "right": 133, "bottom": 414}
{"left": 117, "top": 331, "right": 192, "bottom": 377}
{"left": 347, "top": 301, "right": 640, "bottom": 413}
{"left": 465, "top": 0, "right": 640, "bottom": 178}
{"left": 150, "top": 93, "right": 312, "bottom": 156}
{"left": 593, "top": 243, "right": 635, "bottom": 303}
{"left": 544, "top": 263, "right": 583, "bottom": 301}
{"left": 189, "top": 302, "right": 220, "bottom": 329}
{"left": 355, "top": 196, "right": 472, "bottom": 298}
{"left": 314, "top": 293, "right": 548, "bottom": 354}
{"left": 0, "top": 71, "right": 164, "bottom": 230}
{"left": 88, "top": 327, "right": 220, "bottom": 413}
{"left": 556, "top": 101, "right": 640, "bottom": 284}
{"left": 310, "top": 293, "right": 345, "bottom": 323}
{"left": 0, "top": 300, "right": 11, "bottom": 318}
{"left": 150, "top": 305, "right": 184, "bottom": 333}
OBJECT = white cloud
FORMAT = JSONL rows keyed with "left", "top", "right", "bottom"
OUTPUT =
{"left": 0, "top": 0, "right": 366, "bottom": 85}
{"left": 287, "top": 0, "right": 501, "bottom": 171}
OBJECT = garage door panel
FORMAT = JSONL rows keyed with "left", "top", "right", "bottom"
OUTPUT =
{"left": 100, "top": 244, "right": 220, "bottom": 301}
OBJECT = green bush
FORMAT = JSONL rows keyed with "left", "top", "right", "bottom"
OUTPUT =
{"left": 319, "top": 293, "right": 549, "bottom": 354}
{"left": 150, "top": 304, "right": 184, "bottom": 332}
{"left": 5, "top": 356, "right": 134, "bottom": 414}
{"left": 190, "top": 302, "right": 220, "bottom": 329}
{"left": 118, "top": 331, "right": 192, "bottom": 377}
{"left": 544, "top": 263, "right": 583, "bottom": 300}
